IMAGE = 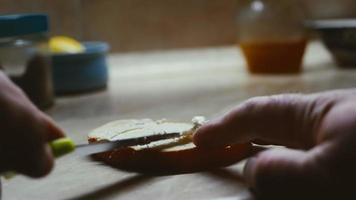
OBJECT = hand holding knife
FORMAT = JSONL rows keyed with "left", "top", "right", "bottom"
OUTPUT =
{"left": 3, "top": 132, "right": 183, "bottom": 179}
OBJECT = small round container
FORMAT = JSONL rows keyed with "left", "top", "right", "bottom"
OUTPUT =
{"left": 51, "top": 42, "right": 109, "bottom": 94}
{"left": 0, "top": 13, "right": 54, "bottom": 109}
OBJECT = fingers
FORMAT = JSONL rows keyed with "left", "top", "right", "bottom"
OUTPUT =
{"left": 15, "top": 143, "right": 54, "bottom": 178}
{"left": 243, "top": 146, "right": 335, "bottom": 200}
{"left": 20, "top": 112, "right": 65, "bottom": 177}
{"left": 194, "top": 94, "right": 333, "bottom": 149}
{"left": 0, "top": 92, "right": 65, "bottom": 177}
{"left": 22, "top": 113, "right": 64, "bottom": 177}
{"left": 40, "top": 113, "right": 65, "bottom": 141}
{"left": 314, "top": 102, "right": 356, "bottom": 180}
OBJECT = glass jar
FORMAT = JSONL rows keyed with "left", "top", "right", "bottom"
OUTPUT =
{"left": 236, "top": 0, "right": 308, "bottom": 74}
{"left": 0, "top": 14, "right": 54, "bottom": 109}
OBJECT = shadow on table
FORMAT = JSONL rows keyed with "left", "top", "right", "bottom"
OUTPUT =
{"left": 205, "top": 168, "right": 245, "bottom": 188}
{"left": 204, "top": 169, "right": 254, "bottom": 200}
{"left": 68, "top": 175, "right": 153, "bottom": 200}
{"left": 68, "top": 168, "right": 253, "bottom": 200}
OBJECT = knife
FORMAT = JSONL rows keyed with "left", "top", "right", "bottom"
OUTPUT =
{"left": 3, "top": 132, "right": 183, "bottom": 179}
{"left": 51, "top": 132, "right": 183, "bottom": 157}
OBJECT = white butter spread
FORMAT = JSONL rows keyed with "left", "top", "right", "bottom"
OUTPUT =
{"left": 88, "top": 117, "right": 206, "bottom": 151}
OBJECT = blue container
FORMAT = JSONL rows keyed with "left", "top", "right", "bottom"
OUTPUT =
{"left": 52, "top": 42, "right": 109, "bottom": 94}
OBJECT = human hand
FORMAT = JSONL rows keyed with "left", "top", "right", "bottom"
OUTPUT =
{"left": 0, "top": 71, "right": 64, "bottom": 178}
{"left": 194, "top": 89, "right": 356, "bottom": 199}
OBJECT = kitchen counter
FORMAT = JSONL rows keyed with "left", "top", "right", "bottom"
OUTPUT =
{"left": 3, "top": 42, "right": 356, "bottom": 200}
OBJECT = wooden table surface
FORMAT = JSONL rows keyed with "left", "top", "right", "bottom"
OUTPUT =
{"left": 3, "top": 42, "right": 356, "bottom": 200}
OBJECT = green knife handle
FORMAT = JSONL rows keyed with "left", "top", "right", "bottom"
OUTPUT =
{"left": 3, "top": 137, "right": 76, "bottom": 179}
{"left": 49, "top": 137, "right": 76, "bottom": 158}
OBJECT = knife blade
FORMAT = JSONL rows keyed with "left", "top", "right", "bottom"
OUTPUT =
{"left": 72, "top": 132, "right": 183, "bottom": 156}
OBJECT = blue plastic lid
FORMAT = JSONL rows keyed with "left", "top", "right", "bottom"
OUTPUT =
{"left": 0, "top": 14, "right": 49, "bottom": 38}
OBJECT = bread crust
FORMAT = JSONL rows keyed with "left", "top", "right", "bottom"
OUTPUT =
{"left": 90, "top": 140, "right": 252, "bottom": 175}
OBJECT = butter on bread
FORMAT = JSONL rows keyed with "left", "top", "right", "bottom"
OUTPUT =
{"left": 88, "top": 116, "right": 207, "bottom": 151}
{"left": 88, "top": 116, "right": 251, "bottom": 175}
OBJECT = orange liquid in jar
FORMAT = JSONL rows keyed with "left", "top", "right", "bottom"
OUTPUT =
{"left": 240, "top": 38, "right": 307, "bottom": 74}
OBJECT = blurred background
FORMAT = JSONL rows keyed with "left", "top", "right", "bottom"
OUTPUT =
{"left": 3, "top": 1, "right": 356, "bottom": 199}
{"left": 1, "top": 0, "right": 356, "bottom": 52}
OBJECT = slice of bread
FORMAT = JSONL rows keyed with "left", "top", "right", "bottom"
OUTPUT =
{"left": 88, "top": 117, "right": 251, "bottom": 175}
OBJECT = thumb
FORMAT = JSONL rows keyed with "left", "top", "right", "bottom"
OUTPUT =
{"left": 244, "top": 147, "right": 333, "bottom": 200}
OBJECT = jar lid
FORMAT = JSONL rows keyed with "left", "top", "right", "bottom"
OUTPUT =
{"left": 0, "top": 13, "right": 49, "bottom": 38}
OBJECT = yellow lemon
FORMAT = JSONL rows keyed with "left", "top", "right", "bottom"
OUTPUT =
{"left": 49, "top": 36, "right": 85, "bottom": 54}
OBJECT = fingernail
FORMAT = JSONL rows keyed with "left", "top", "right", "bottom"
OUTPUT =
{"left": 243, "top": 157, "right": 257, "bottom": 188}
{"left": 193, "top": 118, "right": 225, "bottom": 147}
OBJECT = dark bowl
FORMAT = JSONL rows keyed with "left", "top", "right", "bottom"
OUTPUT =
{"left": 306, "top": 19, "right": 356, "bottom": 68}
